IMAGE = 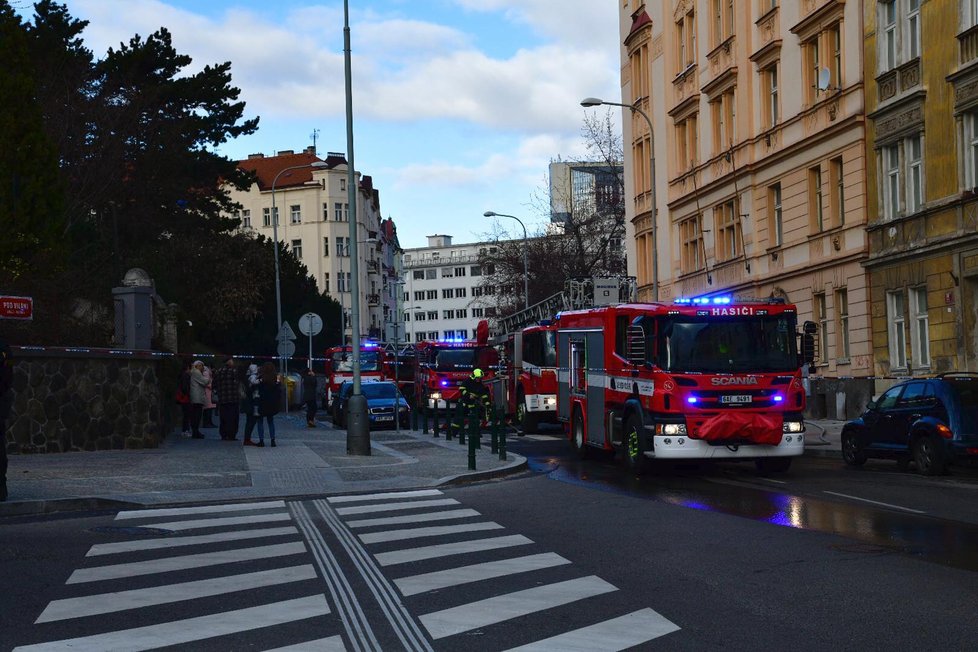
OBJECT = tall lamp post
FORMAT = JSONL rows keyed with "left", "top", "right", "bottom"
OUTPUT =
{"left": 484, "top": 211, "right": 529, "bottom": 310}
{"left": 343, "top": 0, "right": 371, "bottom": 455}
{"left": 581, "top": 97, "right": 658, "bottom": 301}
{"left": 272, "top": 161, "right": 328, "bottom": 369}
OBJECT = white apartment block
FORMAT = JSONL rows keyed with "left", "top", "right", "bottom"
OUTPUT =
{"left": 400, "top": 235, "right": 501, "bottom": 343}
{"left": 226, "top": 148, "right": 394, "bottom": 343}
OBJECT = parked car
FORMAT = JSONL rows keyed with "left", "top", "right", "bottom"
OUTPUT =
{"left": 331, "top": 380, "right": 411, "bottom": 430}
{"left": 841, "top": 373, "right": 978, "bottom": 475}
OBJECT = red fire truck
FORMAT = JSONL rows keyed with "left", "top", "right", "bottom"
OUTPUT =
{"left": 414, "top": 323, "right": 498, "bottom": 410}
{"left": 487, "top": 322, "right": 559, "bottom": 433}
{"left": 322, "top": 342, "right": 386, "bottom": 407}
{"left": 382, "top": 343, "right": 416, "bottom": 398}
{"left": 555, "top": 295, "right": 815, "bottom": 473}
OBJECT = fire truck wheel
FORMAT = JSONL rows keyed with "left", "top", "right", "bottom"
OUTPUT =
{"left": 623, "top": 415, "right": 649, "bottom": 475}
{"left": 516, "top": 390, "right": 538, "bottom": 434}
{"left": 570, "top": 408, "right": 590, "bottom": 459}
{"left": 755, "top": 457, "right": 792, "bottom": 473}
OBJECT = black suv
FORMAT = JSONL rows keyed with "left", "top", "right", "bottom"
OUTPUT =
{"left": 842, "top": 374, "right": 978, "bottom": 475}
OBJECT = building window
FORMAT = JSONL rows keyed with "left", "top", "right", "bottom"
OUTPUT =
{"left": 882, "top": 1, "right": 896, "bottom": 71}
{"left": 910, "top": 286, "right": 930, "bottom": 367}
{"left": 427, "top": 290, "right": 437, "bottom": 300}
{"left": 442, "top": 288, "right": 453, "bottom": 299}
{"left": 456, "top": 287, "right": 467, "bottom": 298}
{"left": 769, "top": 183, "right": 782, "bottom": 247}
{"left": 907, "top": 0, "right": 920, "bottom": 59}
{"left": 676, "top": 113, "right": 699, "bottom": 170}
{"left": 966, "top": 111, "right": 978, "bottom": 189}
{"left": 262, "top": 207, "right": 270, "bottom": 227}
{"left": 443, "top": 310, "right": 454, "bottom": 320}
{"left": 470, "top": 265, "right": 482, "bottom": 276}
{"left": 427, "top": 312, "right": 437, "bottom": 321}
{"left": 425, "top": 269, "right": 437, "bottom": 280}
{"left": 414, "top": 290, "right": 424, "bottom": 301}
{"left": 711, "top": 0, "right": 734, "bottom": 47}
{"left": 454, "top": 266, "right": 466, "bottom": 277}
{"left": 322, "top": 203, "right": 329, "bottom": 221}
{"left": 711, "top": 89, "right": 736, "bottom": 153}
{"left": 680, "top": 215, "right": 704, "bottom": 274}
{"left": 830, "top": 157, "right": 845, "bottom": 227}
{"left": 883, "top": 144, "right": 901, "bottom": 219}
{"left": 676, "top": 7, "right": 696, "bottom": 72}
{"left": 830, "top": 24, "right": 842, "bottom": 90}
{"left": 714, "top": 199, "right": 742, "bottom": 262}
{"left": 907, "top": 135, "right": 923, "bottom": 214}
{"left": 473, "top": 308, "right": 484, "bottom": 317}
{"left": 415, "top": 311, "right": 426, "bottom": 321}
{"left": 887, "top": 290, "right": 908, "bottom": 369}
{"left": 814, "top": 293, "right": 828, "bottom": 361}
{"left": 457, "top": 308, "right": 467, "bottom": 318}
{"left": 809, "top": 165, "right": 824, "bottom": 232}
{"left": 290, "top": 205, "right": 301, "bottom": 224}
{"left": 333, "top": 203, "right": 349, "bottom": 221}
{"left": 836, "top": 289, "right": 850, "bottom": 361}
{"left": 241, "top": 209, "right": 251, "bottom": 228}
{"left": 336, "top": 237, "right": 349, "bottom": 256}
{"left": 339, "top": 178, "right": 346, "bottom": 191}
{"left": 413, "top": 270, "right": 424, "bottom": 280}
{"left": 322, "top": 273, "right": 329, "bottom": 293}
{"left": 765, "top": 65, "right": 779, "bottom": 128}
{"left": 804, "top": 36, "right": 820, "bottom": 103}
{"left": 473, "top": 286, "right": 484, "bottom": 297}
{"left": 441, "top": 267, "right": 454, "bottom": 278}
{"left": 323, "top": 237, "right": 329, "bottom": 257}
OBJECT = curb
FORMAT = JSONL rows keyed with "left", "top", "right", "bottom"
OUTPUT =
{"left": 0, "top": 497, "right": 141, "bottom": 519}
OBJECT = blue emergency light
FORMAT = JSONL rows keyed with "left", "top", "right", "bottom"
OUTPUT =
{"left": 674, "top": 294, "right": 732, "bottom": 306}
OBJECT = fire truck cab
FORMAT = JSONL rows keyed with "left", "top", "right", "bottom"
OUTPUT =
{"left": 556, "top": 296, "right": 815, "bottom": 473}
{"left": 488, "top": 323, "right": 558, "bottom": 433}
{"left": 323, "top": 343, "right": 385, "bottom": 407}
{"left": 414, "top": 333, "right": 498, "bottom": 411}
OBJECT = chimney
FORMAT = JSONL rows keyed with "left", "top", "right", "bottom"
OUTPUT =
{"left": 247, "top": 153, "right": 265, "bottom": 159}
{"left": 277, "top": 150, "right": 294, "bottom": 156}
{"left": 304, "top": 146, "right": 316, "bottom": 155}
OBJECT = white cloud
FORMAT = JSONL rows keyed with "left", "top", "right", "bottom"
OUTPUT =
{"left": 451, "top": 0, "right": 618, "bottom": 48}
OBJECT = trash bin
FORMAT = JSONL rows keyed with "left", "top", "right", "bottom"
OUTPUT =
{"left": 285, "top": 372, "right": 304, "bottom": 407}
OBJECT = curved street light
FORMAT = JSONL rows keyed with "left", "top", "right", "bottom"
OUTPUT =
{"left": 484, "top": 211, "right": 529, "bottom": 310}
{"left": 271, "top": 161, "right": 328, "bottom": 368}
{"left": 581, "top": 97, "right": 658, "bottom": 302}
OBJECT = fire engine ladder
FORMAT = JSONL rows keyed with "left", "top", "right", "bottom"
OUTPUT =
{"left": 491, "top": 276, "right": 638, "bottom": 336}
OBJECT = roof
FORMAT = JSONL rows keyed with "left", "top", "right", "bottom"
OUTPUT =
{"left": 236, "top": 151, "right": 348, "bottom": 191}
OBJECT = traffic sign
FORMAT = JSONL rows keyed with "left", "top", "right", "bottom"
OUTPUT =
{"left": 0, "top": 295, "right": 33, "bottom": 320}
{"left": 276, "top": 321, "right": 297, "bottom": 342}
{"left": 298, "top": 312, "right": 323, "bottom": 336}
{"left": 277, "top": 340, "right": 296, "bottom": 358}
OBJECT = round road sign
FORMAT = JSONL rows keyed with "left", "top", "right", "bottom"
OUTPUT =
{"left": 298, "top": 312, "right": 323, "bottom": 336}
{"left": 277, "top": 340, "right": 296, "bottom": 358}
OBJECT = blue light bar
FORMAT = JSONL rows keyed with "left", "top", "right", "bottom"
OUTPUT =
{"left": 773, "top": 394, "right": 784, "bottom": 403}
{"left": 687, "top": 396, "right": 699, "bottom": 404}
{"left": 440, "top": 380, "right": 449, "bottom": 387}
{"left": 675, "top": 294, "right": 733, "bottom": 305}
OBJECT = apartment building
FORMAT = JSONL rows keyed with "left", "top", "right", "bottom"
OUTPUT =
{"left": 226, "top": 148, "right": 390, "bottom": 343}
{"left": 619, "top": 0, "right": 873, "bottom": 416}
{"left": 400, "top": 235, "right": 499, "bottom": 343}
{"left": 865, "top": 1, "right": 978, "bottom": 378}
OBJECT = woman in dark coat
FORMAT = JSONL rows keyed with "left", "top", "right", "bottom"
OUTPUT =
{"left": 256, "top": 362, "right": 281, "bottom": 447}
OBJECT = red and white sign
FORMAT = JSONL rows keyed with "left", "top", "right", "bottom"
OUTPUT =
{"left": 0, "top": 295, "right": 33, "bottom": 320}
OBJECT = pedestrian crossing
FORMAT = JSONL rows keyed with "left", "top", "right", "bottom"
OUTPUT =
{"left": 16, "top": 489, "right": 680, "bottom": 651}
{"left": 321, "top": 488, "right": 681, "bottom": 650}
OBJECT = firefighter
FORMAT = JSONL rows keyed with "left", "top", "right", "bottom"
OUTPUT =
{"left": 454, "top": 368, "right": 491, "bottom": 431}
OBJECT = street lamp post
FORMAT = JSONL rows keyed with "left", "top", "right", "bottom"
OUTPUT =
{"left": 343, "top": 0, "right": 370, "bottom": 455}
{"left": 483, "top": 211, "right": 529, "bottom": 310}
{"left": 581, "top": 97, "right": 658, "bottom": 302}
{"left": 271, "top": 161, "right": 328, "bottom": 370}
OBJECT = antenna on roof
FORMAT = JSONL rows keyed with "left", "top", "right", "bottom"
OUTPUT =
{"left": 310, "top": 128, "right": 320, "bottom": 153}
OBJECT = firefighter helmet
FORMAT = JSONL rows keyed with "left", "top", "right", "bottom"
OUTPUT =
{"left": 472, "top": 368, "right": 484, "bottom": 379}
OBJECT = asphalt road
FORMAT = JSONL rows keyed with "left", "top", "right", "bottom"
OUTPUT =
{"left": 3, "top": 431, "right": 978, "bottom": 650}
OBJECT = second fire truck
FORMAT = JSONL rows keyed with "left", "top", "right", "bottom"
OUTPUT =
{"left": 414, "top": 323, "right": 499, "bottom": 411}
{"left": 322, "top": 342, "right": 386, "bottom": 407}
{"left": 488, "top": 322, "right": 559, "bottom": 433}
{"left": 554, "top": 295, "right": 815, "bottom": 473}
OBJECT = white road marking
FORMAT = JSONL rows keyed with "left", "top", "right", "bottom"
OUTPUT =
{"left": 375, "top": 535, "right": 533, "bottom": 567}
{"left": 396, "top": 552, "right": 571, "bottom": 597}
{"left": 334, "top": 498, "right": 459, "bottom": 516}
{"left": 420, "top": 575, "right": 617, "bottom": 640}
{"left": 67, "top": 542, "right": 306, "bottom": 584}
{"left": 87, "top": 526, "right": 299, "bottom": 556}
{"left": 504, "top": 608, "right": 681, "bottom": 651}
{"left": 346, "top": 509, "right": 481, "bottom": 529}
{"left": 327, "top": 489, "right": 443, "bottom": 503}
{"left": 823, "top": 491, "right": 926, "bottom": 514}
{"left": 13, "top": 595, "right": 330, "bottom": 652}
{"left": 358, "top": 522, "right": 503, "bottom": 544}
{"left": 115, "top": 501, "right": 286, "bottom": 520}
{"left": 37, "top": 565, "right": 317, "bottom": 623}
{"left": 263, "top": 635, "right": 347, "bottom": 651}
{"left": 139, "top": 512, "right": 292, "bottom": 532}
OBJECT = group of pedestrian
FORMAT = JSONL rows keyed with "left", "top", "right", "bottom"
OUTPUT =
{"left": 174, "top": 357, "right": 303, "bottom": 447}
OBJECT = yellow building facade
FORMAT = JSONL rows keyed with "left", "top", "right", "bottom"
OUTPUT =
{"left": 618, "top": 0, "right": 874, "bottom": 417}
{"left": 864, "top": 1, "right": 978, "bottom": 381}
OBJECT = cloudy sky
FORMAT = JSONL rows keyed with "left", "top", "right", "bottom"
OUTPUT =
{"left": 44, "top": 0, "right": 623, "bottom": 248}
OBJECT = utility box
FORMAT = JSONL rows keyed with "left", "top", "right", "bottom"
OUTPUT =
{"left": 112, "top": 268, "right": 155, "bottom": 350}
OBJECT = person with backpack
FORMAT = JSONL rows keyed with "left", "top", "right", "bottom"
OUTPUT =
{"left": 213, "top": 356, "right": 241, "bottom": 440}
{"left": 255, "top": 362, "right": 281, "bottom": 447}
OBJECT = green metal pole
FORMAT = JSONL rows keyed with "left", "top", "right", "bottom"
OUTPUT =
{"left": 469, "top": 409, "right": 481, "bottom": 450}
{"left": 433, "top": 403, "right": 440, "bottom": 437}
{"left": 490, "top": 408, "right": 499, "bottom": 454}
{"left": 467, "top": 416, "right": 477, "bottom": 470}
{"left": 422, "top": 402, "right": 428, "bottom": 434}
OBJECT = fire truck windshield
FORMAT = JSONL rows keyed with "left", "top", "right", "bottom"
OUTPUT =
{"left": 654, "top": 314, "right": 798, "bottom": 373}
{"left": 333, "top": 350, "right": 380, "bottom": 372}
{"left": 434, "top": 349, "right": 475, "bottom": 371}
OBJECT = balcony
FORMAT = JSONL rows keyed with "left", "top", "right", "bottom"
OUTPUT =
{"left": 367, "top": 260, "right": 380, "bottom": 274}
{"left": 367, "top": 293, "right": 380, "bottom": 306}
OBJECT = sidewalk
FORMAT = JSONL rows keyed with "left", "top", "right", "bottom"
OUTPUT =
{"left": 0, "top": 416, "right": 846, "bottom": 518}
{"left": 0, "top": 415, "right": 526, "bottom": 518}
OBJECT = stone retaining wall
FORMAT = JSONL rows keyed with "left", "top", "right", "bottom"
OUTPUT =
{"left": 3, "top": 349, "right": 172, "bottom": 454}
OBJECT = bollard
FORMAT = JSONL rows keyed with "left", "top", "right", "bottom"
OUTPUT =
{"left": 433, "top": 404, "right": 440, "bottom": 438}
{"left": 467, "top": 416, "right": 477, "bottom": 470}
{"left": 411, "top": 406, "right": 419, "bottom": 431}
{"left": 498, "top": 421, "right": 507, "bottom": 461}
{"left": 446, "top": 401, "right": 456, "bottom": 441}
{"left": 422, "top": 403, "right": 429, "bottom": 434}
{"left": 469, "top": 411, "right": 481, "bottom": 450}
{"left": 490, "top": 408, "right": 500, "bottom": 454}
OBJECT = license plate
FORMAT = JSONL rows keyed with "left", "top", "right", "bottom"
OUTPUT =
{"left": 721, "top": 395, "right": 752, "bottom": 404}
{"left": 376, "top": 415, "right": 394, "bottom": 421}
